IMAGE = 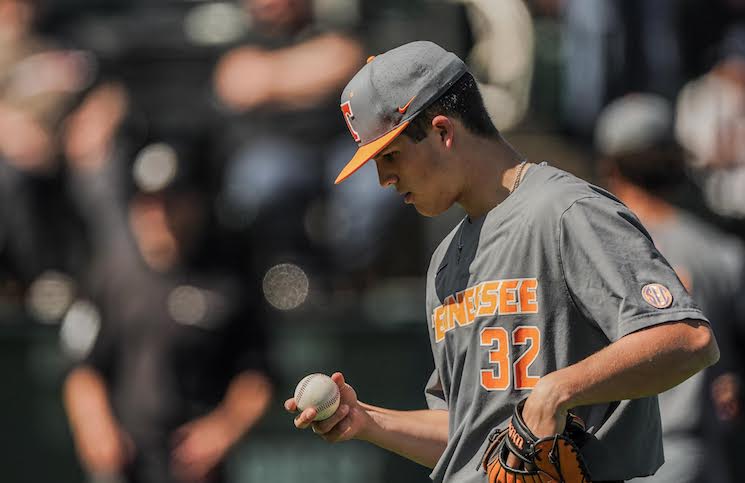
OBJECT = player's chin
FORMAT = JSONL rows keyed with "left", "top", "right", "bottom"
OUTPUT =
{"left": 413, "top": 199, "right": 451, "bottom": 217}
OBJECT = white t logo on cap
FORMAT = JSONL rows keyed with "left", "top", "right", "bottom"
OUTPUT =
{"left": 340, "top": 101, "right": 361, "bottom": 143}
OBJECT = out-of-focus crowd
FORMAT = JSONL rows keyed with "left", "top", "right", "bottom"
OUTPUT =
{"left": 1, "top": 1, "right": 745, "bottom": 483}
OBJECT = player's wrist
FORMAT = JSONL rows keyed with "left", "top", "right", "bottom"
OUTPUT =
{"left": 355, "top": 403, "right": 386, "bottom": 443}
{"left": 533, "top": 372, "right": 575, "bottom": 414}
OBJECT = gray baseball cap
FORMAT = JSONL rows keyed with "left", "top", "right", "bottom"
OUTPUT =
{"left": 595, "top": 93, "right": 673, "bottom": 157}
{"left": 335, "top": 41, "right": 468, "bottom": 184}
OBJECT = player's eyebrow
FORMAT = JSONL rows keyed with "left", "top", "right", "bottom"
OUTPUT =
{"left": 378, "top": 145, "right": 398, "bottom": 158}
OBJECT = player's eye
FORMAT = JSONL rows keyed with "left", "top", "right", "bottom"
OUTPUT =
{"left": 382, "top": 151, "right": 398, "bottom": 163}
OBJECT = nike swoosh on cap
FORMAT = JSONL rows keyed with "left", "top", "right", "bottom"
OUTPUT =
{"left": 398, "top": 95, "right": 416, "bottom": 114}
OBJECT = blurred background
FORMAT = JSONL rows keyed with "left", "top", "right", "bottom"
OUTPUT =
{"left": 1, "top": 0, "right": 745, "bottom": 482}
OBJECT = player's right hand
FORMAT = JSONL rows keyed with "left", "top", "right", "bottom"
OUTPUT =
{"left": 284, "top": 372, "right": 372, "bottom": 443}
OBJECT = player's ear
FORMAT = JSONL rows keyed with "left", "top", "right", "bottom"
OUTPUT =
{"left": 431, "top": 115, "right": 454, "bottom": 150}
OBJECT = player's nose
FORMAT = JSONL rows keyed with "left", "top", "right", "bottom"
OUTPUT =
{"left": 375, "top": 161, "right": 398, "bottom": 188}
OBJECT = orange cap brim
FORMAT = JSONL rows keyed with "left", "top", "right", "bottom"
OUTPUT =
{"left": 334, "top": 121, "right": 410, "bottom": 184}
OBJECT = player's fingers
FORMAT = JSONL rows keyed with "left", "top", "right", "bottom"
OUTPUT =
{"left": 505, "top": 452, "right": 523, "bottom": 471}
{"left": 331, "top": 372, "right": 345, "bottom": 389}
{"left": 284, "top": 398, "right": 298, "bottom": 412}
{"left": 294, "top": 407, "right": 317, "bottom": 429}
{"left": 319, "top": 414, "right": 355, "bottom": 443}
{"left": 312, "top": 404, "right": 349, "bottom": 434}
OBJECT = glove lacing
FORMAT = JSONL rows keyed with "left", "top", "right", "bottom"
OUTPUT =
{"left": 548, "top": 435, "right": 590, "bottom": 483}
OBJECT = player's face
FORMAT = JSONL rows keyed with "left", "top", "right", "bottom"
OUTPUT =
{"left": 129, "top": 195, "right": 180, "bottom": 272}
{"left": 373, "top": 134, "right": 461, "bottom": 217}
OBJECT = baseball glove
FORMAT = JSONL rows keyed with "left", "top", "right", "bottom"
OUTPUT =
{"left": 480, "top": 399, "right": 592, "bottom": 483}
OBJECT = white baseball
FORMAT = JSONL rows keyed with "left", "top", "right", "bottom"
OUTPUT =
{"left": 294, "top": 373, "right": 340, "bottom": 421}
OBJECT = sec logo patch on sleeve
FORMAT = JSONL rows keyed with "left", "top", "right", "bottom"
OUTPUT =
{"left": 642, "top": 283, "right": 673, "bottom": 309}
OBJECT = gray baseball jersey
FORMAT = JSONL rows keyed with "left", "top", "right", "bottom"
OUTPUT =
{"left": 423, "top": 163, "right": 709, "bottom": 482}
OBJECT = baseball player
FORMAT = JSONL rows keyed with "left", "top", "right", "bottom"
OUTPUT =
{"left": 284, "top": 41, "right": 720, "bottom": 483}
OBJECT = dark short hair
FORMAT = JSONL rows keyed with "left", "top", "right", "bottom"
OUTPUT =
{"left": 601, "top": 143, "right": 687, "bottom": 193}
{"left": 402, "top": 72, "right": 499, "bottom": 143}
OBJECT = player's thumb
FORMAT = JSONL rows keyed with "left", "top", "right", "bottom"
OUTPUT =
{"left": 331, "top": 372, "right": 346, "bottom": 388}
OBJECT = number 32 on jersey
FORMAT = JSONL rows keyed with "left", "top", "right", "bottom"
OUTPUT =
{"left": 480, "top": 326, "right": 541, "bottom": 391}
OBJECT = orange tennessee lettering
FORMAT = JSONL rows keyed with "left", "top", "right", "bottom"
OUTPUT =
{"left": 449, "top": 290, "right": 470, "bottom": 327}
{"left": 519, "top": 278, "right": 538, "bottom": 313}
{"left": 477, "top": 281, "right": 500, "bottom": 317}
{"left": 430, "top": 277, "right": 540, "bottom": 344}
{"left": 443, "top": 294, "right": 457, "bottom": 332}
{"left": 463, "top": 286, "right": 478, "bottom": 324}
{"left": 432, "top": 304, "right": 448, "bottom": 342}
{"left": 499, "top": 279, "right": 520, "bottom": 314}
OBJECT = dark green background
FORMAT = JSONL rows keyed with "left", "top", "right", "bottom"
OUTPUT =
{"left": 0, "top": 312, "right": 438, "bottom": 483}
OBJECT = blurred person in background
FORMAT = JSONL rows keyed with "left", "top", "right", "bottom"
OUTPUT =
{"left": 554, "top": 0, "right": 739, "bottom": 140}
{"left": 0, "top": 0, "right": 92, "bottom": 173}
{"left": 676, "top": 23, "right": 745, "bottom": 230}
{"left": 457, "top": 0, "right": 533, "bottom": 132}
{"left": 0, "top": 0, "right": 95, "bottom": 311}
{"left": 62, "top": 164, "right": 273, "bottom": 483}
{"left": 596, "top": 93, "right": 745, "bottom": 483}
{"left": 560, "top": 0, "right": 625, "bottom": 139}
{"left": 213, "top": 0, "right": 403, "bottom": 285}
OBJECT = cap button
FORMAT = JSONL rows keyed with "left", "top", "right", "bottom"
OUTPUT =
{"left": 366, "top": 55, "right": 376, "bottom": 64}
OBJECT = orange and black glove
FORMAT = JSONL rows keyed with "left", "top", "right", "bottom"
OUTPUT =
{"left": 481, "top": 399, "right": 592, "bottom": 483}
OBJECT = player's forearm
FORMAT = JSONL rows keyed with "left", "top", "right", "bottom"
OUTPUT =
{"left": 64, "top": 366, "right": 135, "bottom": 473}
{"left": 269, "top": 34, "right": 363, "bottom": 107}
{"left": 63, "top": 365, "right": 129, "bottom": 471}
{"left": 358, "top": 403, "right": 448, "bottom": 468}
{"left": 541, "top": 319, "right": 719, "bottom": 412}
{"left": 63, "top": 366, "right": 119, "bottom": 436}
{"left": 213, "top": 370, "right": 272, "bottom": 441}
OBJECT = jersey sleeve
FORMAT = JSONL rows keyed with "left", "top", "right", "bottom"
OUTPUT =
{"left": 559, "top": 196, "right": 709, "bottom": 341}
{"left": 424, "top": 369, "right": 448, "bottom": 410}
